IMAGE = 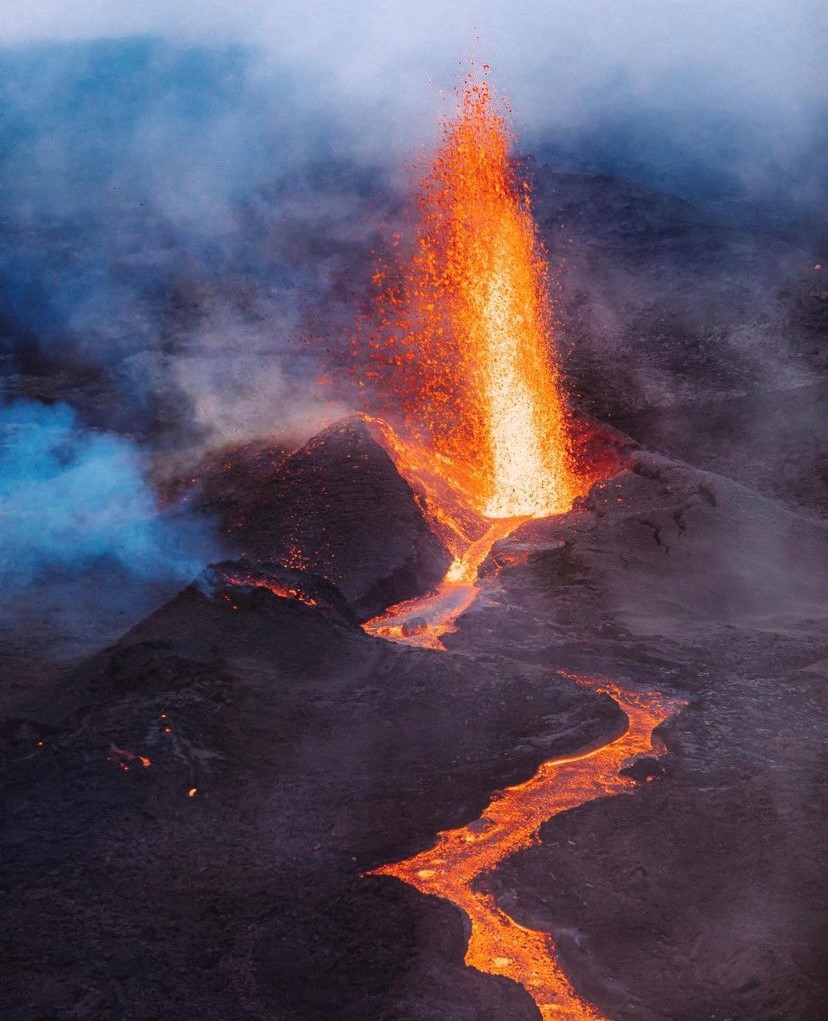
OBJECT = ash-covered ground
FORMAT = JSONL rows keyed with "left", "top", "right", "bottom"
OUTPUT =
{"left": 1, "top": 61, "right": 827, "bottom": 1021}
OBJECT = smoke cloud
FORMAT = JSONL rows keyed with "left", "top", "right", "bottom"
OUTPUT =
{"left": 0, "top": 396, "right": 216, "bottom": 588}
{"left": 1, "top": 2, "right": 825, "bottom": 223}
{"left": 0, "top": 3, "right": 824, "bottom": 149}
{"left": 0, "top": 1, "right": 824, "bottom": 538}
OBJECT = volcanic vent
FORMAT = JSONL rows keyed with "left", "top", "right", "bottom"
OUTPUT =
{"left": 329, "top": 72, "right": 623, "bottom": 651}
{"left": 188, "top": 70, "right": 617, "bottom": 641}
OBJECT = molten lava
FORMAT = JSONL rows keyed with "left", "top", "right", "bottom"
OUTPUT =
{"left": 370, "top": 676, "right": 687, "bottom": 1019}
{"left": 364, "top": 516, "right": 521, "bottom": 648}
{"left": 220, "top": 572, "right": 320, "bottom": 609}
{"left": 360, "top": 71, "right": 578, "bottom": 519}
{"left": 352, "top": 67, "right": 683, "bottom": 1021}
{"left": 107, "top": 745, "right": 151, "bottom": 772}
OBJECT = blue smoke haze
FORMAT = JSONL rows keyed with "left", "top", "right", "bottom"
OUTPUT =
{"left": 0, "top": 5, "right": 824, "bottom": 591}
{"left": 0, "top": 35, "right": 823, "bottom": 396}
{"left": 0, "top": 397, "right": 216, "bottom": 588}
{"left": 0, "top": 30, "right": 824, "bottom": 228}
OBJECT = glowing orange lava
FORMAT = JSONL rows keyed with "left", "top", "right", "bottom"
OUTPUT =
{"left": 220, "top": 573, "right": 320, "bottom": 608}
{"left": 359, "top": 71, "right": 579, "bottom": 518}
{"left": 370, "top": 676, "right": 687, "bottom": 1019}
{"left": 355, "top": 71, "right": 676, "bottom": 1018}
{"left": 363, "top": 516, "right": 521, "bottom": 648}
{"left": 107, "top": 745, "right": 152, "bottom": 772}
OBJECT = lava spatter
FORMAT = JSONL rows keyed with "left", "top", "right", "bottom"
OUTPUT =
{"left": 358, "top": 70, "right": 580, "bottom": 519}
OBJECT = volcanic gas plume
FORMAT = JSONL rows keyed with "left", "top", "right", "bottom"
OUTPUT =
{"left": 357, "top": 71, "right": 580, "bottom": 520}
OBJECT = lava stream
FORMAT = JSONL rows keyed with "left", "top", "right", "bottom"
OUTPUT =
{"left": 363, "top": 517, "right": 521, "bottom": 648}
{"left": 369, "top": 675, "right": 687, "bottom": 1020}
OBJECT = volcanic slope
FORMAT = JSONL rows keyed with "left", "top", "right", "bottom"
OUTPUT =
{"left": 1, "top": 167, "right": 826, "bottom": 1021}
{"left": 532, "top": 168, "right": 827, "bottom": 520}
{"left": 181, "top": 416, "right": 453, "bottom": 619}
{"left": 0, "top": 555, "right": 622, "bottom": 1021}
{"left": 3, "top": 166, "right": 824, "bottom": 687}
{"left": 5, "top": 432, "right": 824, "bottom": 1021}
{"left": 0, "top": 416, "right": 451, "bottom": 722}
{"left": 440, "top": 449, "right": 827, "bottom": 1021}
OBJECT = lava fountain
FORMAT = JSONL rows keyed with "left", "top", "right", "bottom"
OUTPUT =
{"left": 361, "top": 70, "right": 583, "bottom": 644}
{"left": 359, "top": 70, "right": 579, "bottom": 521}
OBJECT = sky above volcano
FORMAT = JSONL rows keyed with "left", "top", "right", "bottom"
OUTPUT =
{"left": 1, "top": 0, "right": 824, "bottom": 221}
{"left": 1, "top": 1, "right": 824, "bottom": 132}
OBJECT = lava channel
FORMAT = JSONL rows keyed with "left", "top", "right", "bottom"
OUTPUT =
{"left": 368, "top": 672, "right": 686, "bottom": 1020}
{"left": 363, "top": 516, "right": 522, "bottom": 648}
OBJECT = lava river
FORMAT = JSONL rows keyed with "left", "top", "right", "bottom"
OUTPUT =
{"left": 364, "top": 534, "right": 686, "bottom": 1019}
{"left": 363, "top": 517, "right": 522, "bottom": 648}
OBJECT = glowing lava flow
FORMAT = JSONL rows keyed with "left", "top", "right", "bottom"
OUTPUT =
{"left": 219, "top": 572, "right": 319, "bottom": 608}
{"left": 364, "top": 515, "right": 686, "bottom": 1015}
{"left": 359, "top": 71, "right": 579, "bottom": 518}
{"left": 364, "top": 517, "right": 521, "bottom": 648}
{"left": 369, "top": 674, "right": 686, "bottom": 1020}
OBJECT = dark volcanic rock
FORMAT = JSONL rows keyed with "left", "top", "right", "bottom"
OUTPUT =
{"left": 190, "top": 417, "right": 452, "bottom": 620}
{"left": 491, "top": 666, "right": 826, "bottom": 1021}
{"left": 613, "top": 379, "right": 828, "bottom": 518}
{"left": 0, "top": 572, "right": 620, "bottom": 1021}
{"left": 255, "top": 876, "right": 540, "bottom": 1021}
{"left": 2, "top": 166, "right": 826, "bottom": 1021}
{"left": 531, "top": 170, "right": 823, "bottom": 422}
{"left": 462, "top": 450, "right": 827, "bottom": 673}
{"left": 446, "top": 450, "right": 827, "bottom": 1021}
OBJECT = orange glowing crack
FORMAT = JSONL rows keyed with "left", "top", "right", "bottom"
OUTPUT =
{"left": 221, "top": 573, "right": 320, "bottom": 608}
{"left": 369, "top": 676, "right": 686, "bottom": 1020}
